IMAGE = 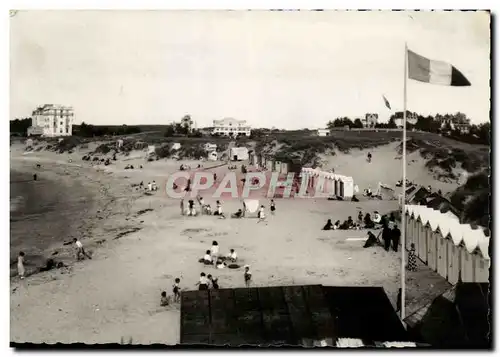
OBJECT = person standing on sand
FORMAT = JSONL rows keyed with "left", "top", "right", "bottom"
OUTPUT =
{"left": 210, "top": 241, "right": 219, "bottom": 265}
{"left": 172, "top": 278, "right": 181, "bottom": 302}
{"left": 391, "top": 224, "right": 401, "bottom": 252}
{"left": 270, "top": 199, "right": 276, "bottom": 215}
{"left": 73, "top": 238, "right": 92, "bottom": 261}
{"left": 33, "top": 174, "right": 37, "bottom": 181}
{"left": 17, "top": 251, "right": 25, "bottom": 279}
{"left": 196, "top": 272, "right": 209, "bottom": 290}
{"left": 407, "top": 244, "right": 417, "bottom": 271}
{"left": 257, "top": 205, "right": 266, "bottom": 223}
{"left": 244, "top": 266, "right": 252, "bottom": 287}
{"left": 381, "top": 224, "right": 392, "bottom": 252}
{"left": 180, "top": 199, "right": 185, "bottom": 215}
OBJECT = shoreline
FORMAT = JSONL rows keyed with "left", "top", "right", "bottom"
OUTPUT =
{"left": 9, "top": 154, "right": 122, "bottom": 279}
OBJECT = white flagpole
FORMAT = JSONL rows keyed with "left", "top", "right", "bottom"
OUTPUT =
{"left": 401, "top": 43, "right": 408, "bottom": 320}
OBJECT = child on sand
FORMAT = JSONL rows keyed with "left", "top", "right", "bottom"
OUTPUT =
{"left": 172, "top": 278, "right": 181, "bottom": 302}
{"left": 17, "top": 251, "right": 25, "bottom": 279}
{"left": 160, "top": 291, "right": 170, "bottom": 306}
{"left": 215, "top": 201, "right": 226, "bottom": 218}
{"left": 73, "top": 238, "right": 92, "bottom": 261}
{"left": 244, "top": 265, "right": 252, "bottom": 287}
{"left": 270, "top": 199, "right": 276, "bottom": 215}
{"left": 203, "top": 250, "right": 212, "bottom": 265}
{"left": 257, "top": 205, "right": 266, "bottom": 223}
{"left": 196, "top": 272, "right": 209, "bottom": 290}
{"left": 210, "top": 241, "right": 219, "bottom": 264}
{"left": 207, "top": 274, "right": 219, "bottom": 289}
{"left": 323, "top": 219, "right": 333, "bottom": 230}
{"left": 227, "top": 249, "right": 238, "bottom": 262}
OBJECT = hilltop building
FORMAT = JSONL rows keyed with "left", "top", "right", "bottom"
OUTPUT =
{"left": 27, "top": 104, "right": 74, "bottom": 137}
{"left": 317, "top": 128, "right": 331, "bottom": 136}
{"left": 363, "top": 113, "right": 379, "bottom": 128}
{"left": 212, "top": 118, "right": 251, "bottom": 137}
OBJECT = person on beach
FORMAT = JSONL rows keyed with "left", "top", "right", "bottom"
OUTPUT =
{"left": 270, "top": 199, "right": 276, "bottom": 215}
{"left": 323, "top": 219, "right": 333, "bottom": 230}
{"left": 391, "top": 224, "right": 401, "bottom": 252}
{"left": 213, "top": 172, "right": 217, "bottom": 182}
{"left": 196, "top": 272, "right": 209, "bottom": 290}
{"left": 202, "top": 250, "right": 212, "bottom": 265}
{"left": 257, "top": 205, "right": 266, "bottom": 223}
{"left": 180, "top": 199, "right": 185, "bottom": 216}
{"left": 197, "top": 196, "right": 205, "bottom": 214}
{"left": 185, "top": 179, "right": 192, "bottom": 192}
{"left": 244, "top": 266, "right": 252, "bottom": 287}
{"left": 346, "top": 216, "right": 354, "bottom": 229}
{"left": 357, "top": 211, "right": 363, "bottom": 225}
{"left": 216, "top": 259, "right": 227, "bottom": 269}
{"left": 152, "top": 181, "right": 158, "bottom": 191}
{"left": 333, "top": 220, "right": 341, "bottom": 230}
{"left": 207, "top": 274, "right": 219, "bottom": 289}
{"left": 231, "top": 209, "right": 243, "bottom": 219}
{"left": 73, "top": 238, "right": 92, "bottom": 261}
{"left": 363, "top": 231, "right": 380, "bottom": 248}
{"left": 188, "top": 200, "right": 197, "bottom": 216}
{"left": 147, "top": 182, "right": 152, "bottom": 191}
{"left": 367, "top": 152, "right": 372, "bottom": 163}
{"left": 227, "top": 249, "right": 238, "bottom": 262}
{"left": 388, "top": 213, "right": 396, "bottom": 230}
{"left": 33, "top": 174, "right": 37, "bottom": 181}
{"left": 373, "top": 211, "right": 382, "bottom": 224}
{"left": 210, "top": 241, "right": 219, "bottom": 264}
{"left": 381, "top": 224, "right": 392, "bottom": 252}
{"left": 364, "top": 213, "right": 375, "bottom": 229}
{"left": 172, "top": 278, "right": 181, "bottom": 302}
{"left": 17, "top": 251, "right": 25, "bottom": 279}
{"left": 214, "top": 201, "right": 225, "bottom": 218}
{"left": 160, "top": 291, "right": 170, "bottom": 306}
{"left": 407, "top": 244, "right": 417, "bottom": 271}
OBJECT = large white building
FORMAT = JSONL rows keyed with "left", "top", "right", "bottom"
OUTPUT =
{"left": 28, "top": 104, "right": 74, "bottom": 137}
{"left": 212, "top": 118, "right": 251, "bottom": 137}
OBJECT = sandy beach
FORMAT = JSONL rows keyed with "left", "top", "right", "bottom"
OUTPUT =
{"left": 10, "top": 143, "right": 451, "bottom": 344}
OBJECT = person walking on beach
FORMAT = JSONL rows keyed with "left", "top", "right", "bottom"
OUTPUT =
{"left": 196, "top": 272, "right": 209, "bottom": 291}
{"left": 17, "top": 251, "right": 26, "bottom": 279}
{"left": 180, "top": 199, "right": 185, "bottom": 215}
{"left": 244, "top": 265, "right": 252, "bottom": 287}
{"left": 270, "top": 199, "right": 276, "bottom": 215}
{"left": 407, "top": 244, "right": 418, "bottom": 272}
{"left": 391, "top": 224, "right": 401, "bottom": 252}
{"left": 73, "top": 238, "right": 92, "bottom": 261}
{"left": 33, "top": 173, "right": 37, "bottom": 181}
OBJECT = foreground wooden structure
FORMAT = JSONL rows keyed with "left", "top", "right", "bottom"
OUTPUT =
{"left": 180, "top": 285, "right": 412, "bottom": 347}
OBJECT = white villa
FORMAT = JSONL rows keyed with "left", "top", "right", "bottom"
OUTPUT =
{"left": 212, "top": 118, "right": 251, "bottom": 137}
{"left": 28, "top": 104, "right": 74, "bottom": 137}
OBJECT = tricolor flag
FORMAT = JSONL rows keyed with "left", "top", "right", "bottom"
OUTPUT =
{"left": 382, "top": 95, "right": 391, "bottom": 110}
{"left": 407, "top": 50, "right": 471, "bottom": 86}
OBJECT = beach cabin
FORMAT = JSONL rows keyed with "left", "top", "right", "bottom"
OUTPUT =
{"left": 230, "top": 147, "right": 249, "bottom": 161}
{"left": 147, "top": 145, "right": 156, "bottom": 155}
{"left": 405, "top": 205, "right": 490, "bottom": 285}
{"left": 207, "top": 151, "right": 218, "bottom": 161}
{"left": 300, "top": 168, "right": 354, "bottom": 199}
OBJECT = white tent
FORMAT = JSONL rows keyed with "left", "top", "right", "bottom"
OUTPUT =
{"left": 230, "top": 147, "right": 249, "bottom": 161}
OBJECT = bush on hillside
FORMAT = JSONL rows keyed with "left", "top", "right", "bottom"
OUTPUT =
{"left": 155, "top": 145, "right": 171, "bottom": 159}
{"left": 56, "top": 137, "right": 82, "bottom": 153}
{"left": 94, "top": 143, "right": 113, "bottom": 154}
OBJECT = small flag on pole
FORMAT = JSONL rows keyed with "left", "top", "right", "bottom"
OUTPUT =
{"left": 407, "top": 50, "right": 471, "bottom": 86}
{"left": 382, "top": 95, "right": 391, "bottom": 110}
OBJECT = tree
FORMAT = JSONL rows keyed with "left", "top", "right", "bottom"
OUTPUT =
{"left": 353, "top": 118, "right": 363, "bottom": 128}
{"left": 387, "top": 118, "right": 397, "bottom": 129}
{"left": 10, "top": 118, "right": 32, "bottom": 135}
{"left": 164, "top": 124, "right": 175, "bottom": 137}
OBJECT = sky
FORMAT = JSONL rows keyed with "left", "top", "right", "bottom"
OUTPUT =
{"left": 10, "top": 10, "right": 490, "bottom": 129}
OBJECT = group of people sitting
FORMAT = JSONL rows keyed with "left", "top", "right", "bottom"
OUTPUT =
{"left": 181, "top": 197, "right": 225, "bottom": 218}
{"left": 199, "top": 241, "right": 239, "bottom": 269}
{"left": 322, "top": 210, "right": 384, "bottom": 231}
